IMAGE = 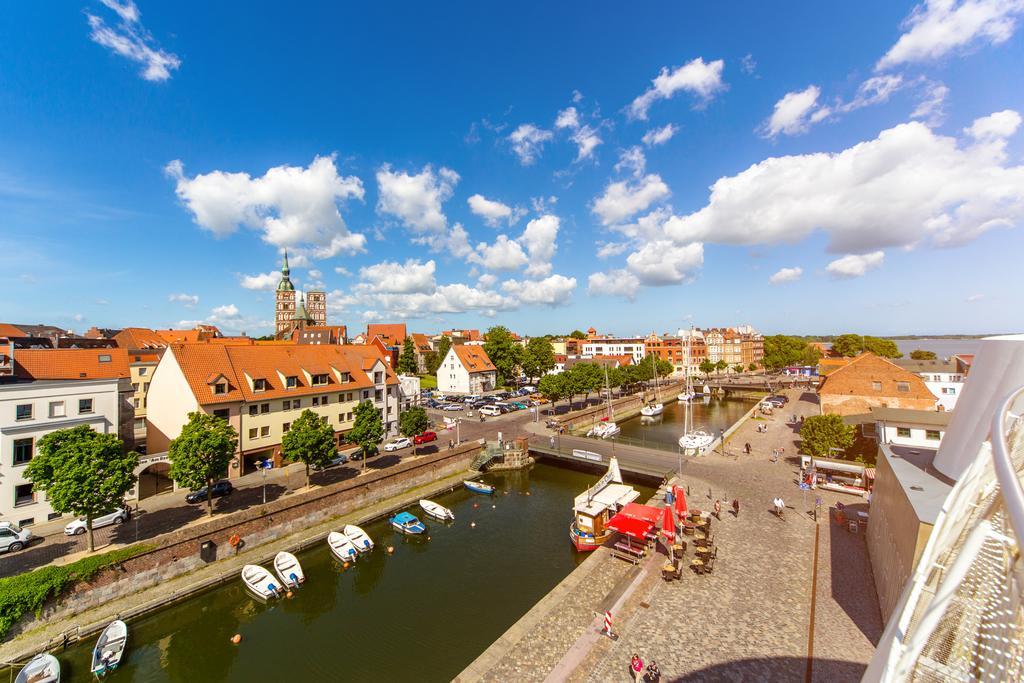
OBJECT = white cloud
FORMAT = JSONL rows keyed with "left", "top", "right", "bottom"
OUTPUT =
{"left": 307, "top": 269, "right": 322, "bottom": 279}
{"left": 470, "top": 234, "right": 529, "bottom": 272}
{"left": 167, "top": 155, "right": 366, "bottom": 258}
{"left": 95, "top": 299, "right": 109, "bottom": 306}
{"left": 239, "top": 272, "right": 282, "bottom": 291}
{"left": 663, "top": 114, "right": 1024, "bottom": 252}
{"left": 615, "top": 147, "right": 647, "bottom": 178}
{"left": 572, "top": 89, "right": 584, "bottom": 103}
{"left": 596, "top": 242, "right": 630, "bottom": 259}
{"left": 625, "top": 241, "right": 704, "bottom": 285}
{"left": 911, "top": 82, "right": 950, "bottom": 125}
{"left": 501, "top": 274, "right": 577, "bottom": 306}
{"left": 467, "top": 194, "right": 522, "bottom": 227}
{"left": 826, "top": 252, "right": 885, "bottom": 278}
{"left": 741, "top": 54, "right": 757, "bottom": 75}
{"left": 555, "top": 107, "right": 580, "bottom": 130}
{"left": 768, "top": 267, "right": 803, "bottom": 284}
{"left": 359, "top": 283, "right": 517, "bottom": 319}
{"left": 839, "top": 75, "right": 906, "bottom": 113}
{"left": 334, "top": 266, "right": 352, "bottom": 277}
{"left": 211, "top": 304, "right": 241, "bottom": 319}
{"left": 555, "top": 106, "right": 603, "bottom": 161}
{"left": 376, "top": 164, "right": 458, "bottom": 238}
{"left": 169, "top": 292, "right": 199, "bottom": 306}
{"left": 642, "top": 124, "right": 678, "bottom": 147}
{"left": 87, "top": 1, "right": 180, "bottom": 81}
{"left": 587, "top": 269, "right": 641, "bottom": 300}
{"left": 358, "top": 259, "right": 437, "bottom": 294}
{"left": 508, "top": 124, "right": 554, "bottom": 165}
{"left": 965, "top": 109, "right": 1022, "bottom": 139}
{"left": 592, "top": 174, "right": 671, "bottom": 226}
{"left": 761, "top": 85, "right": 830, "bottom": 137}
{"left": 477, "top": 273, "right": 498, "bottom": 289}
{"left": 877, "top": 0, "right": 1024, "bottom": 70}
{"left": 628, "top": 57, "right": 726, "bottom": 120}
{"left": 965, "top": 292, "right": 985, "bottom": 302}
{"left": 445, "top": 223, "right": 474, "bottom": 258}
{"left": 609, "top": 207, "right": 673, "bottom": 241}
{"left": 520, "top": 215, "right": 560, "bottom": 277}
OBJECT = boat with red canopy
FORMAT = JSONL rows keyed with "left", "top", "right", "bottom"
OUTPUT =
{"left": 569, "top": 457, "right": 640, "bottom": 551}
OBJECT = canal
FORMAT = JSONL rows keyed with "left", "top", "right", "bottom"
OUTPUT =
{"left": 616, "top": 395, "right": 756, "bottom": 449}
{"left": 48, "top": 463, "right": 654, "bottom": 682}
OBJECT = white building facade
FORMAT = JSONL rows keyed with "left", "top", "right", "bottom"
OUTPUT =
{"left": 581, "top": 339, "right": 646, "bottom": 365}
{"left": 894, "top": 360, "right": 965, "bottom": 411}
{"left": 437, "top": 346, "right": 497, "bottom": 395}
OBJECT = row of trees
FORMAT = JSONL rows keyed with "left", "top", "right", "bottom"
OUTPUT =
{"left": 537, "top": 356, "right": 674, "bottom": 411}
{"left": 762, "top": 335, "right": 823, "bottom": 371}
{"left": 831, "top": 334, "right": 902, "bottom": 358}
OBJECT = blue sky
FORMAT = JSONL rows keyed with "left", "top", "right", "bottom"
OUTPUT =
{"left": 2, "top": 1, "right": 1023, "bottom": 337}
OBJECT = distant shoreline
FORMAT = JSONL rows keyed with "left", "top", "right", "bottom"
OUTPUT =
{"left": 806, "top": 334, "right": 1001, "bottom": 342}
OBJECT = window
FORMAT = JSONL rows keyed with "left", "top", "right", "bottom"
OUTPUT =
{"left": 48, "top": 401, "right": 66, "bottom": 418}
{"left": 871, "top": 381, "right": 882, "bottom": 391}
{"left": 312, "top": 396, "right": 320, "bottom": 406}
{"left": 283, "top": 422, "right": 291, "bottom": 433}
{"left": 132, "top": 383, "right": 140, "bottom": 392}
{"left": 249, "top": 405, "right": 259, "bottom": 417}
{"left": 18, "top": 518, "right": 34, "bottom": 527}
{"left": 133, "top": 398, "right": 140, "bottom": 409}
{"left": 13, "top": 438, "right": 33, "bottom": 466}
{"left": 98, "top": 354, "right": 111, "bottom": 363}
{"left": 926, "top": 429, "right": 941, "bottom": 441}
{"left": 312, "top": 374, "right": 328, "bottom": 386}
{"left": 942, "top": 387, "right": 957, "bottom": 395}
{"left": 375, "top": 389, "right": 383, "bottom": 401}
{"left": 47, "top": 512, "right": 62, "bottom": 521}
{"left": 213, "top": 409, "right": 230, "bottom": 421}
{"left": 214, "top": 382, "right": 227, "bottom": 395}
{"left": 346, "top": 411, "right": 353, "bottom": 421}
{"left": 260, "top": 425, "right": 270, "bottom": 438}
{"left": 347, "top": 392, "right": 353, "bottom": 402}
{"left": 144, "top": 382, "right": 150, "bottom": 392}
{"left": 283, "top": 400, "right": 291, "bottom": 411}
{"left": 896, "top": 382, "right": 910, "bottom": 393}
{"left": 14, "top": 484, "right": 35, "bottom": 507}
{"left": 139, "top": 367, "right": 147, "bottom": 376}
{"left": 16, "top": 404, "right": 32, "bottom": 421}
{"left": 286, "top": 376, "right": 298, "bottom": 389}
{"left": 79, "top": 398, "right": 94, "bottom": 414}
{"left": 374, "top": 372, "right": 383, "bottom": 384}
{"left": 248, "top": 427, "right": 258, "bottom": 439}
{"left": 260, "top": 403, "right": 270, "bottom": 415}
{"left": 293, "top": 399, "right": 300, "bottom": 409}
{"left": 338, "top": 413, "right": 345, "bottom": 423}
{"left": 363, "top": 390, "right": 369, "bottom": 400}
{"left": 253, "top": 378, "right": 267, "bottom": 392}
{"left": 897, "top": 427, "right": 912, "bottom": 438}
{"left": 321, "top": 395, "right": 329, "bottom": 405}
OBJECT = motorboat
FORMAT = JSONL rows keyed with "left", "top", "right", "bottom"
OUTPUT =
{"left": 327, "top": 531, "right": 359, "bottom": 562}
{"left": 678, "top": 429, "right": 715, "bottom": 455}
{"left": 464, "top": 480, "right": 495, "bottom": 494}
{"left": 419, "top": 499, "right": 455, "bottom": 521}
{"left": 640, "top": 403, "right": 664, "bottom": 417}
{"left": 273, "top": 551, "right": 305, "bottom": 589}
{"left": 343, "top": 524, "right": 374, "bottom": 553}
{"left": 569, "top": 457, "right": 639, "bottom": 551}
{"left": 676, "top": 392, "right": 694, "bottom": 402}
{"left": 390, "top": 511, "right": 427, "bottom": 535}
{"left": 90, "top": 619, "right": 128, "bottom": 677}
{"left": 15, "top": 653, "right": 60, "bottom": 683}
{"left": 241, "top": 564, "right": 282, "bottom": 600}
{"left": 587, "top": 421, "right": 620, "bottom": 439}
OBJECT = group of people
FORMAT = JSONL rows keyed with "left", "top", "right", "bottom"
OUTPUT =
{"left": 629, "top": 654, "right": 660, "bottom": 682}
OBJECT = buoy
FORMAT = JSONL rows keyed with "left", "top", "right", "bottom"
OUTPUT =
{"left": 491, "top": 504, "right": 496, "bottom": 509}
{"left": 470, "top": 522, "right": 476, "bottom": 528}
{"left": 231, "top": 634, "right": 242, "bottom": 644}
{"left": 473, "top": 503, "right": 479, "bottom": 508}
{"left": 342, "top": 561, "right": 350, "bottom": 569}
{"left": 386, "top": 546, "right": 395, "bottom": 554}
{"left": 285, "top": 590, "right": 294, "bottom": 599}
{"left": 228, "top": 534, "right": 241, "bottom": 548}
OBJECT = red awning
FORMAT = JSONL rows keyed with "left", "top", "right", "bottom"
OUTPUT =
{"left": 620, "top": 503, "right": 662, "bottom": 525}
{"left": 606, "top": 513, "right": 655, "bottom": 539}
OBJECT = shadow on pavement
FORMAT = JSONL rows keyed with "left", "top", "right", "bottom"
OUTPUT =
{"left": 672, "top": 655, "right": 866, "bottom": 682}
{"left": 226, "top": 483, "right": 289, "bottom": 511}
{"left": 312, "top": 466, "right": 360, "bottom": 487}
{"left": 368, "top": 454, "right": 402, "bottom": 470}
{"left": 110, "top": 504, "right": 203, "bottom": 543}
{"left": 829, "top": 511, "right": 884, "bottom": 645}
{"left": 0, "top": 537, "right": 79, "bottom": 577}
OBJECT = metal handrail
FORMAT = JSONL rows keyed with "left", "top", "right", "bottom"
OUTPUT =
{"left": 991, "top": 385, "right": 1024, "bottom": 546}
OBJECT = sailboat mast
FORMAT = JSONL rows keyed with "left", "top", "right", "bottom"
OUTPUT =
{"left": 604, "top": 363, "right": 614, "bottom": 420}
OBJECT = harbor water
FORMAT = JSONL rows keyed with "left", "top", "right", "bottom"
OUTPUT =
{"left": 616, "top": 395, "right": 756, "bottom": 450}
{"left": 43, "top": 463, "right": 654, "bottom": 682}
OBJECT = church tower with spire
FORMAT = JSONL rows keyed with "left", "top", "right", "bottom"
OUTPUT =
{"left": 274, "top": 250, "right": 296, "bottom": 338}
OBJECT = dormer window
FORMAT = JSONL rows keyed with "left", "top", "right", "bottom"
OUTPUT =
{"left": 374, "top": 371, "right": 383, "bottom": 384}
{"left": 339, "top": 372, "right": 351, "bottom": 383}
{"left": 253, "top": 378, "right": 268, "bottom": 392}
{"left": 286, "top": 376, "right": 298, "bottom": 389}
{"left": 312, "top": 373, "right": 329, "bottom": 386}
{"left": 214, "top": 382, "right": 227, "bottom": 395}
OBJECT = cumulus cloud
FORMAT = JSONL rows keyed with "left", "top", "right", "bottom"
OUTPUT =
{"left": 760, "top": 85, "right": 831, "bottom": 137}
{"left": 358, "top": 259, "right": 437, "bottom": 294}
{"left": 167, "top": 155, "right": 366, "bottom": 259}
{"left": 467, "top": 194, "right": 524, "bottom": 227}
{"left": 508, "top": 124, "right": 554, "bottom": 165}
{"left": 768, "top": 267, "right": 803, "bottom": 284}
{"left": 839, "top": 75, "right": 906, "bottom": 113}
{"left": 211, "top": 304, "right": 241, "bottom": 319}
{"left": 592, "top": 174, "right": 671, "bottom": 226}
{"left": 168, "top": 292, "right": 199, "bottom": 306}
{"left": 628, "top": 57, "right": 726, "bottom": 120}
{"left": 596, "top": 242, "right": 630, "bottom": 259}
{"left": 642, "top": 124, "right": 678, "bottom": 147}
{"left": 615, "top": 147, "right": 647, "bottom": 178}
{"left": 588, "top": 270, "right": 641, "bottom": 300}
{"left": 334, "top": 266, "right": 352, "bottom": 277}
{"left": 911, "top": 82, "right": 950, "bottom": 125}
{"left": 554, "top": 106, "right": 603, "bottom": 161}
{"left": 520, "top": 215, "right": 560, "bottom": 277}
{"left": 625, "top": 241, "right": 704, "bottom": 285}
{"left": 239, "top": 271, "right": 283, "bottom": 291}
{"left": 663, "top": 114, "right": 1024, "bottom": 252}
{"left": 376, "top": 164, "right": 458, "bottom": 236}
{"left": 86, "top": 0, "right": 180, "bottom": 81}
{"left": 470, "top": 234, "right": 529, "bottom": 272}
{"left": 877, "top": 0, "right": 1024, "bottom": 70}
{"left": 501, "top": 275, "right": 577, "bottom": 306}
{"left": 964, "top": 109, "right": 1022, "bottom": 139}
{"left": 826, "top": 252, "right": 885, "bottom": 278}
{"left": 555, "top": 107, "right": 580, "bottom": 130}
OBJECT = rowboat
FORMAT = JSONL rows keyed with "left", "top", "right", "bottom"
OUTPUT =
{"left": 327, "top": 531, "right": 359, "bottom": 562}
{"left": 241, "top": 564, "right": 282, "bottom": 600}
{"left": 419, "top": 499, "right": 454, "bottom": 521}
{"left": 343, "top": 524, "right": 374, "bottom": 553}
{"left": 273, "top": 551, "right": 305, "bottom": 589}
{"left": 90, "top": 619, "right": 128, "bottom": 677}
{"left": 464, "top": 480, "right": 495, "bottom": 495}
{"left": 390, "top": 511, "right": 427, "bottom": 535}
{"left": 15, "top": 653, "right": 60, "bottom": 683}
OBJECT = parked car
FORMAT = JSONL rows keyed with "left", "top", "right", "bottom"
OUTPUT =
{"left": 425, "top": 399, "right": 441, "bottom": 409}
{"left": 765, "top": 396, "right": 787, "bottom": 407}
{"left": 185, "top": 480, "right": 234, "bottom": 504}
{"left": 441, "top": 403, "right": 463, "bottom": 411}
{"left": 511, "top": 402, "right": 528, "bottom": 410}
{"left": 384, "top": 437, "right": 412, "bottom": 451}
{"left": 413, "top": 431, "right": 438, "bottom": 445}
{"left": 479, "top": 405, "right": 502, "bottom": 417}
{"left": 0, "top": 521, "right": 33, "bottom": 553}
{"left": 521, "top": 386, "right": 537, "bottom": 394}
{"left": 64, "top": 507, "right": 131, "bottom": 536}
{"left": 770, "top": 394, "right": 790, "bottom": 404}
{"left": 313, "top": 452, "right": 350, "bottom": 471}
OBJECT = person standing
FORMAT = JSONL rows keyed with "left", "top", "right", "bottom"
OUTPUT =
{"left": 744, "top": 442, "right": 751, "bottom": 455}
{"left": 631, "top": 654, "right": 645, "bottom": 683}
{"left": 713, "top": 499, "right": 722, "bottom": 520}
{"left": 646, "top": 660, "right": 661, "bottom": 682}
{"left": 732, "top": 498, "right": 740, "bottom": 517}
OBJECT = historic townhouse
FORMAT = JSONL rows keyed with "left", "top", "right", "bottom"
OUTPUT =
{"left": 438, "top": 345, "right": 497, "bottom": 394}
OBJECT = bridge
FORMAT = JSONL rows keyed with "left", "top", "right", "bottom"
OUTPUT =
{"left": 697, "top": 373, "right": 814, "bottom": 394}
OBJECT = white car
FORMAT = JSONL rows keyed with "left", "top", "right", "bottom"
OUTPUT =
{"left": 64, "top": 507, "right": 130, "bottom": 536}
{"left": 0, "top": 522, "right": 33, "bottom": 553}
{"left": 383, "top": 437, "right": 412, "bottom": 452}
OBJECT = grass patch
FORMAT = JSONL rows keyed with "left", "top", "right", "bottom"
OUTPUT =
{"left": 0, "top": 544, "right": 153, "bottom": 639}
{"left": 418, "top": 374, "right": 437, "bottom": 390}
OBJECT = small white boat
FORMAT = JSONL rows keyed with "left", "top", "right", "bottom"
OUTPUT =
{"left": 701, "top": 384, "right": 711, "bottom": 395}
{"left": 343, "top": 524, "right": 374, "bottom": 553}
{"left": 241, "top": 564, "right": 282, "bottom": 600}
{"left": 640, "top": 403, "right": 664, "bottom": 417}
{"left": 587, "top": 421, "right": 620, "bottom": 439}
{"left": 90, "top": 619, "right": 128, "bottom": 677}
{"left": 678, "top": 429, "right": 715, "bottom": 455}
{"left": 419, "top": 499, "right": 455, "bottom": 521}
{"left": 15, "top": 653, "right": 60, "bottom": 683}
{"left": 273, "top": 551, "right": 305, "bottom": 589}
{"left": 327, "top": 531, "right": 359, "bottom": 562}
{"left": 677, "top": 392, "right": 693, "bottom": 402}
{"left": 464, "top": 480, "right": 496, "bottom": 495}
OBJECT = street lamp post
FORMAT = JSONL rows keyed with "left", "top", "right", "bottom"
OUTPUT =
{"left": 456, "top": 418, "right": 461, "bottom": 446}
{"left": 260, "top": 460, "right": 269, "bottom": 505}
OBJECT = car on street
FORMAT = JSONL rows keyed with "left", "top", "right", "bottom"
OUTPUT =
{"left": 313, "top": 452, "right": 350, "bottom": 471}
{"left": 64, "top": 507, "right": 131, "bottom": 536}
{"left": 413, "top": 431, "right": 438, "bottom": 445}
{"left": 479, "top": 405, "right": 502, "bottom": 417}
{"left": 511, "top": 401, "right": 528, "bottom": 410}
{"left": 0, "top": 522, "right": 33, "bottom": 553}
{"left": 425, "top": 399, "right": 440, "bottom": 409}
{"left": 441, "top": 403, "right": 463, "bottom": 411}
{"left": 384, "top": 437, "right": 412, "bottom": 451}
{"left": 185, "top": 480, "right": 234, "bottom": 504}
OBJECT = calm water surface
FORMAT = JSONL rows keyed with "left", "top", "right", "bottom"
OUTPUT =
{"left": 616, "top": 395, "right": 755, "bottom": 449}
{"left": 46, "top": 463, "right": 653, "bottom": 682}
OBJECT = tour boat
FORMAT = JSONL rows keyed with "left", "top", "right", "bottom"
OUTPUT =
{"left": 419, "top": 499, "right": 455, "bottom": 521}
{"left": 390, "top": 511, "right": 427, "bottom": 535}
{"left": 273, "top": 551, "right": 305, "bottom": 589}
{"left": 343, "top": 524, "right": 374, "bottom": 553}
{"left": 464, "top": 480, "right": 495, "bottom": 495}
{"left": 327, "top": 531, "right": 359, "bottom": 562}
{"left": 90, "top": 619, "right": 128, "bottom": 677}
{"left": 241, "top": 564, "right": 282, "bottom": 600}
{"left": 569, "top": 457, "right": 640, "bottom": 552}
{"left": 15, "top": 653, "right": 60, "bottom": 683}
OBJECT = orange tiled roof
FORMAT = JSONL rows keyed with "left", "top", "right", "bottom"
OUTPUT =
{"left": 156, "top": 329, "right": 201, "bottom": 344}
{"left": 13, "top": 348, "right": 130, "bottom": 380}
{"left": 367, "top": 324, "right": 407, "bottom": 347}
{"left": 170, "top": 343, "right": 399, "bottom": 406}
{"left": 411, "top": 333, "right": 431, "bottom": 352}
{"left": 452, "top": 345, "right": 496, "bottom": 374}
{"left": 0, "top": 323, "right": 27, "bottom": 338}
{"left": 818, "top": 353, "right": 934, "bottom": 400}
{"left": 115, "top": 328, "right": 171, "bottom": 350}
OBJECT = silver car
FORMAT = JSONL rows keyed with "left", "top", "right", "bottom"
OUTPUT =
{"left": 64, "top": 507, "right": 130, "bottom": 536}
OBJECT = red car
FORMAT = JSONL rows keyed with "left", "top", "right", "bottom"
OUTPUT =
{"left": 414, "top": 431, "right": 438, "bottom": 445}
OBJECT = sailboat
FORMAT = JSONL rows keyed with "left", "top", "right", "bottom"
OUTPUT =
{"left": 678, "top": 327, "right": 715, "bottom": 455}
{"left": 640, "top": 353, "right": 664, "bottom": 417}
{"left": 587, "top": 364, "right": 620, "bottom": 438}
{"left": 677, "top": 332, "right": 695, "bottom": 402}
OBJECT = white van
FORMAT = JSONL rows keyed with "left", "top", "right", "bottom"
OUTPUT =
{"left": 479, "top": 405, "right": 502, "bottom": 417}
{"left": 0, "top": 521, "right": 33, "bottom": 553}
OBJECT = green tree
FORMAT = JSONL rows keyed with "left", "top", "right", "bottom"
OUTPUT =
{"left": 538, "top": 373, "right": 567, "bottom": 412}
{"left": 281, "top": 409, "right": 337, "bottom": 489}
{"left": 762, "top": 335, "right": 822, "bottom": 370}
{"left": 568, "top": 329, "right": 587, "bottom": 339}
{"left": 349, "top": 401, "right": 384, "bottom": 468}
{"left": 428, "top": 336, "right": 452, "bottom": 374}
{"left": 715, "top": 359, "right": 728, "bottom": 375}
{"left": 800, "top": 414, "right": 855, "bottom": 458}
{"left": 521, "top": 337, "right": 556, "bottom": 382}
{"left": 484, "top": 326, "right": 523, "bottom": 386}
{"left": 832, "top": 334, "right": 902, "bottom": 358}
{"left": 910, "top": 349, "right": 937, "bottom": 360}
{"left": 25, "top": 425, "right": 138, "bottom": 552}
{"left": 748, "top": 362, "right": 759, "bottom": 372}
{"left": 399, "top": 406, "right": 430, "bottom": 454}
{"left": 398, "top": 336, "right": 418, "bottom": 374}
{"left": 699, "top": 359, "right": 716, "bottom": 378}
{"left": 732, "top": 364, "right": 745, "bottom": 374}
{"left": 168, "top": 412, "right": 238, "bottom": 518}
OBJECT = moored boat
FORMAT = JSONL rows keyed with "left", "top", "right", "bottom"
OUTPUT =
{"left": 327, "top": 531, "right": 359, "bottom": 562}
{"left": 90, "top": 619, "right": 128, "bottom": 677}
{"left": 640, "top": 403, "right": 664, "bottom": 417}
{"left": 390, "top": 511, "right": 427, "bottom": 535}
{"left": 15, "top": 653, "right": 60, "bottom": 683}
{"left": 419, "top": 499, "right": 455, "bottom": 521}
{"left": 343, "top": 524, "right": 374, "bottom": 553}
{"left": 463, "top": 480, "right": 495, "bottom": 495}
{"left": 676, "top": 392, "right": 694, "bottom": 402}
{"left": 241, "top": 564, "right": 282, "bottom": 600}
{"left": 678, "top": 429, "right": 715, "bottom": 455}
{"left": 273, "top": 551, "right": 305, "bottom": 589}
{"left": 569, "top": 457, "right": 639, "bottom": 552}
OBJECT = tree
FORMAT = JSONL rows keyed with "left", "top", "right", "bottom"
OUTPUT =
{"left": 800, "top": 414, "right": 855, "bottom": 458}
{"left": 715, "top": 360, "right": 728, "bottom": 375}
{"left": 348, "top": 401, "right": 384, "bottom": 469}
{"left": 168, "top": 412, "right": 238, "bottom": 518}
{"left": 748, "top": 363, "right": 758, "bottom": 372}
{"left": 399, "top": 406, "right": 430, "bottom": 455}
{"left": 699, "top": 359, "right": 716, "bottom": 378}
{"left": 428, "top": 336, "right": 452, "bottom": 374}
{"left": 281, "top": 409, "right": 337, "bottom": 489}
{"left": 25, "top": 425, "right": 138, "bottom": 552}
{"left": 568, "top": 329, "right": 587, "bottom": 339}
{"left": 484, "top": 326, "right": 523, "bottom": 386}
{"left": 398, "top": 336, "right": 418, "bottom": 374}
{"left": 732, "top": 364, "right": 745, "bottom": 375}
{"left": 910, "top": 349, "right": 937, "bottom": 360}
{"left": 832, "top": 334, "right": 902, "bottom": 358}
{"left": 538, "top": 373, "right": 567, "bottom": 412}
{"left": 762, "top": 335, "right": 821, "bottom": 370}
{"left": 520, "top": 337, "right": 556, "bottom": 382}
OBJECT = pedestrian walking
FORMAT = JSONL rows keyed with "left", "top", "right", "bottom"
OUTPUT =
{"left": 549, "top": 435, "right": 555, "bottom": 448}
{"left": 713, "top": 499, "right": 722, "bottom": 520}
{"left": 732, "top": 498, "right": 740, "bottom": 517}
{"left": 645, "top": 660, "right": 661, "bottom": 682}
{"left": 744, "top": 442, "right": 751, "bottom": 455}
{"left": 630, "top": 654, "right": 645, "bottom": 683}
